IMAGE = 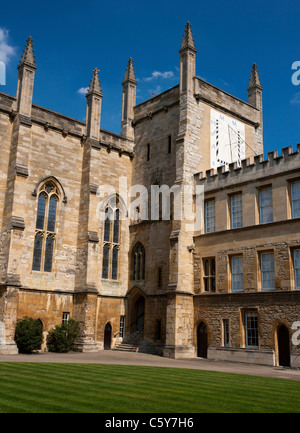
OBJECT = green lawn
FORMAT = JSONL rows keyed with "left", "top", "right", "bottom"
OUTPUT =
{"left": 0, "top": 362, "right": 299, "bottom": 413}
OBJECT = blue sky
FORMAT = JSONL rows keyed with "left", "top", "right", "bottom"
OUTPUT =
{"left": 1, "top": 0, "right": 300, "bottom": 156}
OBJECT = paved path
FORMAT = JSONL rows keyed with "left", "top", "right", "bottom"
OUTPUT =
{"left": 0, "top": 350, "right": 300, "bottom": 381}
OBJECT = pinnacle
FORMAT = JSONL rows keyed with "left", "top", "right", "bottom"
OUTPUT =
{"left": 86, "top": 67, "right": 102, "bottom": 96}
{"left": 18, "top": 36, "right": 36, "bottom": 69}
{"left": 180, "top": 22, "right": 197, "bottom": 53}
{"left": 248, "top": 63, "right": 262, "bottom": 89}
{"left": 123, "top": 57, "right": 137, "bottom": 84}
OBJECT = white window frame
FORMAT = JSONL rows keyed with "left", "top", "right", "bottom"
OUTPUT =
{"left": 259, "top": 187, "right": 273, "bottom": 224}
{"left": 291, "top": 181, "right": 300, "bottom": 219}
{"left": 223, "top": 319, "right": 230, "bottom": 347}
{"left": 62, "top": 312, "right": 70, "bottom": 324}
{"left": 205, "top": 200, "right": 215, "bottom": 233}
{"left": 261, "top": 252, "right": 275, "bottom": 291}
{"left": 294, "top": 249, "right": 300, "bottom": 290}
{"left": 119, "top": 316, "right": 125, "bottom": 338}
{"left": 231, "top": 255, "right": 244, "bottom": 292}
{"left": 231, "top": 194, "right": 243, "bottom": 229}
{"left": 245, "top": 311, "right": 259, "bottom": 348}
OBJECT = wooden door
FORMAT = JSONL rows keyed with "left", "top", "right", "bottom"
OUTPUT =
{"left": 197, "top": 322, "right": 208, "bottom": 358}
{"left": 278, "top": 325, "right": 290, "bottom": 367}
{"left": 104, "top": 323, "right": 112, "bottom": 350}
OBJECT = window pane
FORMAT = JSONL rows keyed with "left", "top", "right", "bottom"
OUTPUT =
{"left": 47, "top": 195, "right": 57, "bottom": 232}
{"left": 120, "top": 316, "right": 125, "bottom": 338}
{"left": 102, "top": 244, "right": 110, "bottom": 279}
{"left": 223, "top": 319, "right": 230, "bottom": 347}
{"left": 294, "top": 249, "right": 300, "bottom": 290}
{"left": 112, "top": 246, "right": 119, "bottom": 280}
{"left": 205, "top": 200, "right": 215, "bottom": 233}
{"left": 245, "top": 312, "right": 258, "bottom": 348}
{"left": 45, "top": 184, "right": 53, "bottom": 194}
{"left": 36, "top": 193, "right": 46, "bottom": 230}
{"left": 231, "top": 256, "right": 243, "bottom": 292}
{"left": 133, "top": 252, "right": 136, "bottom": 280}
{"left": 292, "top": 181, "right": 300, "bottom": 219}
{"left": 211, "top": 277, "right": 216, "bottom": 292}
{"left": 132, "top": 244, "right": 145, "bottom": 281}
{"left": 211, "top": 258, "right": 215, "bottom": 275}
{"left": 259, "top": 188, "right": 273, "bottom": 224}
{"left": 44, "top": 235, "right": 54, "bottom": 272}
{"left": 204, "top": 259, "right": 209, "bottom": 276}
{"left": 137, "top": 251, "right": 141, "bottom": 280}
{"left": 261, "top": 252, "right": 275, "bottom": 290}
{"left": 32, "top": 232, "right": 43, "bottom": 271}
{"left": 113, "top": 209, "right": 120, "bottom": 243}
{"left": 142, "top": 248, "right": 145, "bottom": 280}
{"left": 104, "top": 208, "right": 112, "bottom": 242}
{"left": 204, "top": 278, "right": 209, "bottom": 292}
{"left": 62, "top": 312, "right": 70, "bottom": 324}
{"left": 231, "top": 194, "right": 243, "bottom": 229}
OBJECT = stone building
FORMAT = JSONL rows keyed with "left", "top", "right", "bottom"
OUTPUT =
{"left": 0, "top": 24, "right": 299, "bottom": 367}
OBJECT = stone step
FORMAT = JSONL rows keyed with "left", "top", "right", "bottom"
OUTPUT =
{"left": 114, "top": 343, "right": 139, "bottom": 352}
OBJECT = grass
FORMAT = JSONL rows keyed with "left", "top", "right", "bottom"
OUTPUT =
{"left": 0, "top": 362, "right": 299, "bottom": 413}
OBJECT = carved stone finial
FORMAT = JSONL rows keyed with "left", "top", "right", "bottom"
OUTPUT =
{"left": 248, "top": 63, "right": 262, "bottom": 90}
{"left": 86, "top": 67, "right": 102, "bottom": 96}
{"left": 18, "top": 36, "right": 36, "bottom": 69}
{"left": 179, "top": 22, "right": 196, "bottom": 53}
{"left": 123, "top": 57, "right": 137, "bottom": 84}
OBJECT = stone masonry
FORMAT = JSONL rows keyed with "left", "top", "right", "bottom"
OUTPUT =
{"left": 0, "top": 24, "right": 299, "bottom": 367}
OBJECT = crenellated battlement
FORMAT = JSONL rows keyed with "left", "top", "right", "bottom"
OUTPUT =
{"left": 196, "top": 144, "right": 300, "bottom": 189}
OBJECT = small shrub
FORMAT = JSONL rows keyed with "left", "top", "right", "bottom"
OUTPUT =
{"left": 14, "top": 317, "right": 43, "bottom": 354}
{"left": 47, "top": 319, "right": 80, "bottom": 353}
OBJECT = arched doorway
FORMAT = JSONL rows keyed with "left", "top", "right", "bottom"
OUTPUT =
{"left": 197, "top": 322, "right": 208, "bottom": 358}
{"left": 129, "top": 295, "right": 145, "bottom": 336}
{"left": 104, "top": 323, "right": 112, "bottom": 350}
{"left": 277, "top": 325, "right": 290, "bottom": 367}
{"left": 136, "top": 296, "right": 145, "bottom": 331}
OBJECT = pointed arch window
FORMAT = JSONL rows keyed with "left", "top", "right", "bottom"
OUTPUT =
{"left": 132, "top": 243, "right": 145, "bottom": 281}
{"left": 32, "top": 182, "right": 59, "bottom": 272}
{"left": 102, "top": 199, "right": 121, "bottom": 281}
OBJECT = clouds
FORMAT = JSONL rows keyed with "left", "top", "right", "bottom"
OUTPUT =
{"left": 76, "top": 68, "right": 177, "bottom": 100}
{"left": 140, "top": 68, "right": 178, "bottom": 98}
{"left": 77, "top": 87, "right": 89, "bottom": 95}
{"left": 0, "top": 28, "right": 16, "bottom": 64}
{"left": 144, "top": 70, "right": 174, "bottom": 82}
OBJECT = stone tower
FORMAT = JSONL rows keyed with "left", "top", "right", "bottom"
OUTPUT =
{"left": 85, "top": 68, "right": 103, "bottom": 142}
{"left": 247, "top": 63, "right": 263, "bottom": 155}
{"left": 164, "top": 23, "right": 198, "bottom": 359}
{"left": 121, "top": 58, "right": 137, "bottom": 141}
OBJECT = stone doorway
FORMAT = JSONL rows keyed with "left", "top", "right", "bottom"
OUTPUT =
{"left": 130, "top": 295, "right": 145, "bottom": 336}
{"left": 104, "top": 322, "right": 112, "bottom": 350}
{"left": 197, "top": 322, "right": 208, "bottom": 358}
{"left": 277, "top": 324, "right": 290, "bottom": 367}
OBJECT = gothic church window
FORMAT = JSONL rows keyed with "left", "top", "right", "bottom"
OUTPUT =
{"left": 132, "top": 243, "right": 145, "bottom": 281}
{"left": 102, "top": 200, "right": 121, "bottom": 280}
{"left": 32, "top": 182, "right": 59, "bottom": 272}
